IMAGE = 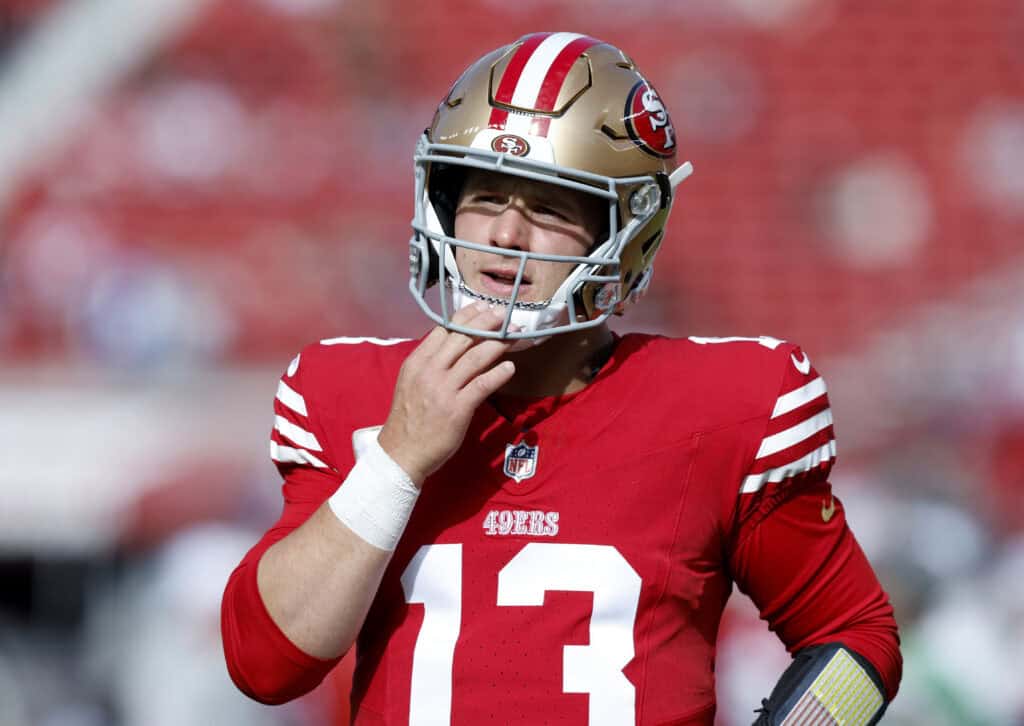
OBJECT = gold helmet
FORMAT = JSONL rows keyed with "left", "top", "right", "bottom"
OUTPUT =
{"left": 408, "top": 32, "right": 693, "bottom": 341}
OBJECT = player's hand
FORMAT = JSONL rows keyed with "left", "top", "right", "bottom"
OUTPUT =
{"left": 378, "top": 301, "right": 517, "bottom": 486}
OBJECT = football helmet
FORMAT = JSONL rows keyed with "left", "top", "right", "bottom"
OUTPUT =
{"left": 409, "top": 32, "right": 693, "bottom": 344}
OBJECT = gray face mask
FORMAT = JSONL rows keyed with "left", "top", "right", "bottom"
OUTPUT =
{"left": 408, "top": 134, "right": 690, "bottom": 342}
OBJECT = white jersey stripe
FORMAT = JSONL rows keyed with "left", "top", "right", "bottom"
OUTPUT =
{"left": 504, "top": 32, "right": 584, "bottom": 135}
{"left": 274, "top": 415, "right": 322, "bottom": 451}
{"left": 276, "top": 380, "right": 307, "bottom": 417}
{"left": 320, "top": 336, "right": 409, "bottom": 346}
{"left": 756, "top": 409, "right": 833, "bottom": 459}
{"left": 270, "top": 441, "right": 327, "bottom": 469}
{"left": 772, "top": 377, "right": 828, "bottom": 418}
{"left": 741, "top": 440, "right": 836, "bottom": 493}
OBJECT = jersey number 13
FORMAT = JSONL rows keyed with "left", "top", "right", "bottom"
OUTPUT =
{"left": 400, "top": 543, "right": 642, "bottom": 726}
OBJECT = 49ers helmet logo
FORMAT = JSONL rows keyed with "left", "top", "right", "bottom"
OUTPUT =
{"left": 491, "top": 134, "right": 531, "bottom": 157}
{"left": 624, "top": 80, "right": 676, "bottom": 158}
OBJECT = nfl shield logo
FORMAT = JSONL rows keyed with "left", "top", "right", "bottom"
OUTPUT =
{"left": 504, "top": 441, "right": 539, "bottom": 483}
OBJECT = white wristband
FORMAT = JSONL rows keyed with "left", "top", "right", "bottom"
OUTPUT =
{"left": 328, "top": 427, "right": 420, "bottom": 551}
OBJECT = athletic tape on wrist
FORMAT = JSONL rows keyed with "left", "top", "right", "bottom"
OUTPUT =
{"left": 328, "top": 426, "right": 420, "bottom": 551}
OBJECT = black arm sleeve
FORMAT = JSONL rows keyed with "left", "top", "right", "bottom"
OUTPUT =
{"left": 752, "top": 642, "right": 888, "bottom": 725}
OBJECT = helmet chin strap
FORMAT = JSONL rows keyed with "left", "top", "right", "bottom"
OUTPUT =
{"left": 451, "top": 282, "right": 568, "bottom": 352}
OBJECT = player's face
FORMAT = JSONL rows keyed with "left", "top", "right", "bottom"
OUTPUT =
{"left": 454, "top": 170, "right": 604, "bottom": 304}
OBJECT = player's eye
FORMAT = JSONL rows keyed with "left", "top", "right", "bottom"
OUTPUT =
{"left": 533, "top": 204, "right": 573, "bottom": 222}
{"left": 469, "top": 191, "right": 507, "bottom": 205}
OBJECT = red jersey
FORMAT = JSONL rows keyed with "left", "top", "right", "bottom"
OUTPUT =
{"left": 222, "top": 333, "right": 900, "bottom": 725}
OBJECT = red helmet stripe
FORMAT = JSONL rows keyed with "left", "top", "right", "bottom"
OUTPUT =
{"left": 488, "top": 32, "right": 552, "bottom": 130}
{"left": 530, "top": 35, "right": 600, "bottom": 136}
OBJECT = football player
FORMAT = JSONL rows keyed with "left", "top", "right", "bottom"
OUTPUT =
{"left": 222, "top": 33, "right": 901, "bottom": 725}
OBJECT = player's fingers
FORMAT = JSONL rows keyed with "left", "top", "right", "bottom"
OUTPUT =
{"left": 409, "top": 323, "right": 451, "bottom": 363}
{"left": 457, "top": 360, "right": 517, "bottom": 409}
{"left": 449, "top": 299, "right": 498, "bottom": 329}
{"left": 448, "top": 337, "right": 516, "bottom": 390}
{"left": 433, "top": 305, "right": 508, "bottom": 368}
{"left": 410, "top": 301, "right": 491, "bottom": 362}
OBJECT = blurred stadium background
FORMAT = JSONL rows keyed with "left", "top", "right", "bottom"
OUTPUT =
{"left": 1, "top": 0, "right": 1022, "bottom": 724}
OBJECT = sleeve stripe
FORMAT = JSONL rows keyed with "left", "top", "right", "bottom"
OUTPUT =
{"left": 741, "top": 440, "right": 836, "bottom": 493}
{"left": 275, "top": 380, "right": 308, "bottom": 416}
{"left": 752, "top": 427, "right": 834, "bottom": 473}
{"left": 771, "top": 376, "right": 827, "bottom": 418}
{"left": 270, "top": 441, "right": 328, "bottom": 469}
{"left": 755, "top": 409, "right": 834, "bottom": 458}
{"left": 274, "top": 415, "right": 323, "bottom": 451}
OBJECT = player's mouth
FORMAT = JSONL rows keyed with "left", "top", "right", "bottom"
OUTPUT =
{"left": 480, "top": 267, "right": 533, "bottom": 296}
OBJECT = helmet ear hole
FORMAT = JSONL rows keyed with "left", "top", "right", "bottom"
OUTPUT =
{"left": 426, "top": 163, "right": 466, "bottom": 237}
{"left": 654, "top": 172, "right": 673, "bottom": 210}
{"left": 425, "top": 244, "right": 441, "bottom": 287}
{"left": 409, "top": 234, "right": 441, "bottom": 287}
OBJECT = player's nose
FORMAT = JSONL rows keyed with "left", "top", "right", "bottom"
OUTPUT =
{"left": 489, "top": 203, "right": 529, "bottom": 250}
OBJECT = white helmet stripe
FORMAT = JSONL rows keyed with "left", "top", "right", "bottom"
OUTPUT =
{"left": 501, "top": 33, "right": 588, "bottom": 136}
{"left": 509, "top": 32, "right": 586, "bottom": 109}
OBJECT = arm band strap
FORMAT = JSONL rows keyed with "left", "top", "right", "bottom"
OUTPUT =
{"left": 753, "top": 643, "right": 887, "bottom": 725}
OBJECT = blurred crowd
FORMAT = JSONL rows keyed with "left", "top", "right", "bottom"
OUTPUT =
{"left": 1, "top": 0, "right": 1022, "bottom": 724}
